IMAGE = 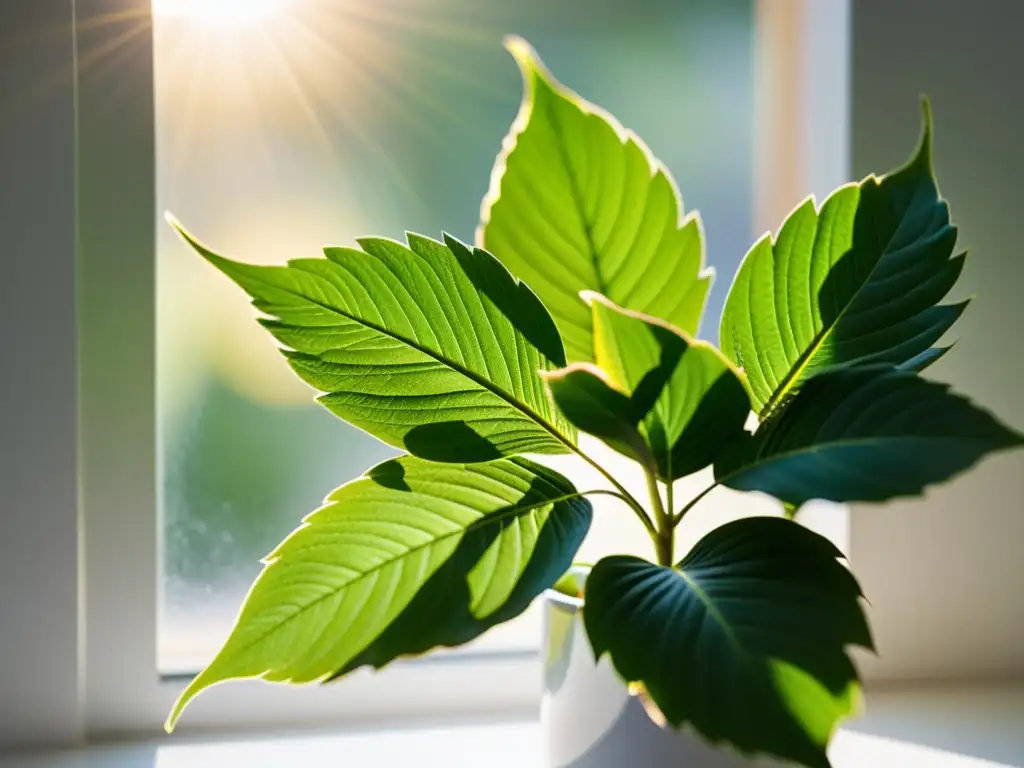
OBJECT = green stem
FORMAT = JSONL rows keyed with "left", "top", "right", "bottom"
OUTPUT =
{"left": 654, "top": 526, "right": 674, "bottom": 567}
{"left": 578, "top": 488, "right": 637, "bottom": 505}
{"left": 644, "top": 468, "right": 674, "bottom": 566}
{"left": 672, "top": 482, "right": 718, "bottom": 526}
{"left": 577, "top": 450, "right": 655, "bottom": 536}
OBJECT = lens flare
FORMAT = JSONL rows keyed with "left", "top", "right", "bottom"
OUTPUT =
{"left": 153, "top": 0, "right": 282, "bottom": 28}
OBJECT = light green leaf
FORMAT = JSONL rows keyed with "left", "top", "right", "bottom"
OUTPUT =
{"left": 715, "top": 366, "right": 1023, "bottom": 505}
{"left": 172, "top": 219, "right": 575, "bottom": 462}
{"left": 584, "top": 517, "right": 872, "bottom": 768}
{"left": 551, "top": 563, "right": 590, "bottom": 599}
{"left": 720, "top": 101, "right": 967, "bottom": 420}
{"left": 590, "top": 294, "right": 751, "bottom": 481}
{"left": 541, "top": 362, "right": 653, "bottom": 469}
{"left": 478, "top": 37, "right": 712, "bottom": 363}
{"left": 337, "top": 465, "right": 591, "bottom": 677}
{"left": 166, "top": 456, "right": 592, "bottom": 731}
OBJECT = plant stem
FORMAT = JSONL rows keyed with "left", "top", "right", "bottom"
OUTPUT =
{"left": 644, "top": 468, "right": 674, "bottom": 566}
{"left": 671, "top": 482, "right": 718, "bottom": 526}
{"left": 577, "top": 450, "right": 656, "bottom": 536}
{"left": 653, "top": 529, "right": 674, "bottom": 567}
{"left": 578, "top": 488, "right": 639, "bottom": 505}
{"left": 645, "top": 469, "right": 669, "bottom": 532}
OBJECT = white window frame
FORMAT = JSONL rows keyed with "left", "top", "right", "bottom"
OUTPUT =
{"left": 1, "top": 0, "right": 880, "bottom": 749}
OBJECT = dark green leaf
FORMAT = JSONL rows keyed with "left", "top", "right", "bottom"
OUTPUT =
{"left": 479, "top": 37, "right": 712, "bottom": 363}
{"left": 589, "top": 294, "right": 751, "bottom": 480}
{"left": 171, "top": 219, "right": 575, "bottom": 462}
{"left": 720, "top": 101, "right": 967, "bottom": 420}
{"left": 716, "top": 366, "right": 1023, "bottom": 505}
{"left": 166, "top": 456, "right": 591, "bottom": 730}
{"left": 541, "top": 363, "right": 653, "bottom": 469}
{"left": 584, "top": 517, "right": 872, "bottom": 768}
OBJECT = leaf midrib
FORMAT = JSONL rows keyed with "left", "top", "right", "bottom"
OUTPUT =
{"left": 248, "top": 263, "right": 576, "bottom": 452}
{"left": 759, "top": 181, "right": 931, "bottom": 420}
{"left": 675, "top": 567, "right": 759, "bottom": 678}
{"left": 227, "top": 491, "right": 584, "bottom": 665}
{"left": 543, "top": 93, "right": 607, "bottom": 295}
{"left": 677, "top": 569, "right": 745, "bottom": 652}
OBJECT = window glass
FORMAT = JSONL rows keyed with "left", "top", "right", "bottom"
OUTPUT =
{"left": 156, "top": 0, "right": 755, "bottom": 673}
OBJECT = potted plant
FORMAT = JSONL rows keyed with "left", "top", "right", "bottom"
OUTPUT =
{"left": 163, "top": 37, "right": 1022, "bottom": 768}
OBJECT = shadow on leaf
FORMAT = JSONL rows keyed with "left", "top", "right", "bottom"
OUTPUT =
{"left": 444, "top": 234, "right": 568, "bottom": 367}
{"left": 332, "top": 471, "right": 592, "bottom": 678}
{"left": 404, "top": 420, "right": 504, "bottom": 463}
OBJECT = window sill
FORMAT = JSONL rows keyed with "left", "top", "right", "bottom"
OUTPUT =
{"left": 4, "top": 684, "right": 1021, "bottom": 767}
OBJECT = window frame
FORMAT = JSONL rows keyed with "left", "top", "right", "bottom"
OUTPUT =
{"left": 72, "top": 0, "right": 853, "bottom": 742}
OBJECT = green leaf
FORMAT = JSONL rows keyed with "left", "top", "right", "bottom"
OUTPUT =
{"left": 166, "top": 456, "right": 592, "bottom": 731}
{"left": 589, "top": 294, "right": 751, "bottom": 481}
{"left": 541, "top": 362, "right": 653, "bottom": 469}
{"left": 551, "top": 563, "right": 590, "bottom": 599}
{"left": 720, "top": 101, "right": 968, "bottom": 420}
{"left": 478, "top": 37, "right": 712, "bottom": 363}
{"left": 584, "top": 517, "right": 872, "bottom": 768}
{"left": 715, "top": 366, "right": 1023, "bottom": 506}
{"left": 171, "top": 218, "right": 575, "bottom": 462}
{"left": 339, "top": 463, "right": 591, "bottom": 676}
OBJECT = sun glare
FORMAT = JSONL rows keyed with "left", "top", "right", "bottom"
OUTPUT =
{"left": 153, "top": 0, "right": 282, "bottom": 28}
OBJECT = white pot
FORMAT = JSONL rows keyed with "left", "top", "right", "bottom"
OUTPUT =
{"left": 541, "top": 588, "right": 786, "bottom": 768}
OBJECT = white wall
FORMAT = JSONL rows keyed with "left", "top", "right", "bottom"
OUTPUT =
{"left": 0, "top": 0, "right": 83, "bottom": 749}
{"left": 850, "top": 0, "right": 1024, "bottom": 683}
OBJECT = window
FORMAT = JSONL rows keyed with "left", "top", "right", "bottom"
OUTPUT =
{"left": 60, "top": 0, "right": 854, "bottom": 744}
{"left": 153, "top": 0, "right": 759, "bottom": 674}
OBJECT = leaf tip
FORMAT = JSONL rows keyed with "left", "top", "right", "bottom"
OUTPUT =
{"left": 579, "top": 289, "right": 610, "bottom": 308}
{"left": 164, "top": 665, "right": 219, "bottom": 735}
{"left": 914, "top": 95, "right": 935, "bottom": 171}
{"left": 165, "top": 215, "right": 227, "bottom": 269}
{"left": 502, "top": 34, "right": 538, "bottom": 72}
{"left": 503, "top": 35, "right": 559, "bottom": 98}
{"left": 164, "top": 212, "right": 197, "bottom": 248}
{"left": 440, "top": 231, "right": 467, "bottom": 256}
{"left": 164, "top": 697, "right": 187, "bottom": 734}
{"left": 920, "top": 94, "right": 934, "bottom": 132}
{"left": 950, "top": 295, "right": 973, "bottom": 320}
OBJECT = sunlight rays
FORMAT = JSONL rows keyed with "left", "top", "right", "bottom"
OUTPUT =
{"left": 155, "top": 0, "right": 504, "bottom": 194}
{"left": 152, "top": 0, "right": 512, "bottom": 406}
{"left": 153, "top": 0, "right": 282, "bottom": 27}
{"left": 1, "top": 6, "right": 150, "bottom": 132}
{"left": 271, "top": 14, "right": 434, "bottom": 218}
